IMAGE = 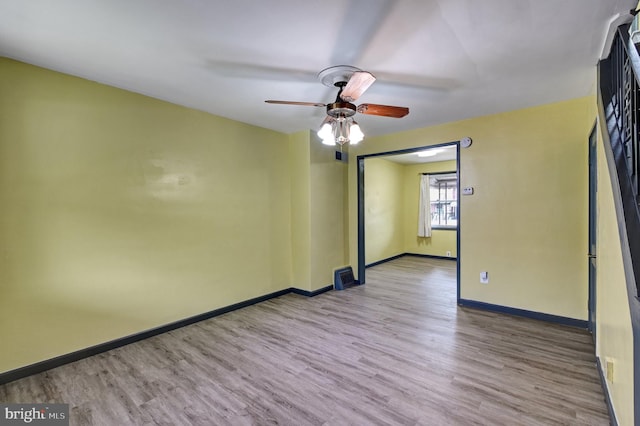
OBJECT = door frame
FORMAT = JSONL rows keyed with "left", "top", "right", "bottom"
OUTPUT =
{"left": 356, "top": 141, "right": 461, "bottom": 303}
{"left": 588, "top": 122, "right": 598, "bottom": 337}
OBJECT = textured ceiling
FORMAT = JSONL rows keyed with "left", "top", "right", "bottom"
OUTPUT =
{"left": 0, "top": 0, "right": 634, "bottom": 137}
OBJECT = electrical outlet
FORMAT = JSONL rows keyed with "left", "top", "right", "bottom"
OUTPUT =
{"left": 446, "top": 251, "right": 451, "bottom": 257}
{"left": 480, "top": 271, "right": 489, "bottom": 284}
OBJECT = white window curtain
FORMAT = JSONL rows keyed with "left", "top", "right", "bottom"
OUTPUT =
{"left": 418, "top": 174, "right": 432, "bottom": 237}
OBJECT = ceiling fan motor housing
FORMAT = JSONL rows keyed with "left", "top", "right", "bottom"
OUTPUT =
{"left": 327, "top": 101, "right": 356, "bottom": 118}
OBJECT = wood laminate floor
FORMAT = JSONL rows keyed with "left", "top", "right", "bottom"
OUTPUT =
{"left": 0, "top": 257, "right": 609, "bottom": 425}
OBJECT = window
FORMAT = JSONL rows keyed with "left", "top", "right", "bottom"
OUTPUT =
{"left": 429, "top": 173, "right": 457, "bottom": 228}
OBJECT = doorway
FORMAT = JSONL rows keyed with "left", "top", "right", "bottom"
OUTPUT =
{"left": 356, "top": 142, "right": 461, "bottom": 302}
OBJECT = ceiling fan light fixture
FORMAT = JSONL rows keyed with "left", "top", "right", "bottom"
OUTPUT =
{"left": 349, "top": 120, "right": 364, "bottom": 144}
{"left": 319, "top": 116, "right": 364, "bottom": 146}
{"left": 318, "top": 119, "right": 336, "bottom": 145}
{"left": 335, "top": 116, "right": 350, "bottom": 145}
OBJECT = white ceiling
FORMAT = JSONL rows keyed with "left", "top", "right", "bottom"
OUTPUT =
{"left": 0, "top": 0, "right": 634, "bottom": 138}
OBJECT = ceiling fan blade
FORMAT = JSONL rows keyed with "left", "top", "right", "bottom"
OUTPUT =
{"left": 357, "top": 104, "right": 409, "bottom": 118}
{"left": 265, "top": 100, "right": 326, "bottom": 107}
{"left": 341, "top": 71, "right": 376, "bottom": 102}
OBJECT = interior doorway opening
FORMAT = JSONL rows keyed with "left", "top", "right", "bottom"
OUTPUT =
{"left": 356, "top": 141, "right": 461, "bottom": 302}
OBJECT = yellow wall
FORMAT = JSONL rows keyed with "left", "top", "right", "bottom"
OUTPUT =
{"left": 595, "top": 121, "right": 635, "bottom": 425}
{"left": 0, "top": 58, "right": 293, "bottom": 373}
{"left": 403, "top": 161, "right": 457, "bottom": 258}
{"left": 309, "top": 136, "right": 348, "bottom": 290}
{"left": 364, "top": 157, "right": 405, "bottom": 263}
{"left": 349, "top": 97, "right": 592, "bottom": 320}
{"left": 289, "top": 131, "right": 347, "bottom": 291}
{"left": 289, "top": 131, "right": 311, "bottom": 290}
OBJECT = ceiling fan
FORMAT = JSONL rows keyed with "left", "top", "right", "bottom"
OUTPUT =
{"left": 265, "top": 65, "right": 409, "bottom": 145}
